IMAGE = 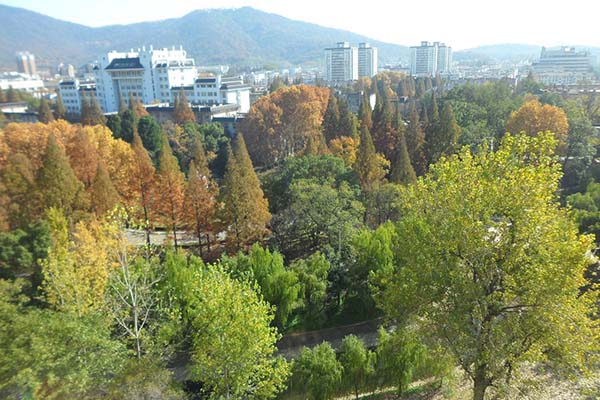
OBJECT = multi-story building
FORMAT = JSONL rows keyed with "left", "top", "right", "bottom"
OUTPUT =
{"left": 358, "top": 43, "right": 378, "bottom": 78}
{"left": 15, "top": 52, "right": 37, "bottom": 76}
{"left": 171, "top": 75, "right": 251, "bottom": 113}
{"left": 325, "top": 42, "right": 358, "bottom": 83}
{"left": 532, "top": 47, "right": 594, "bottom": 85}
{"left": 410, "top": 41, "right": 452, "bottom": 76}
{"left": 57, "top": 79, "right": 97, "bottom": 115}
{"left": 0, "top": 72, "right": 44, "bottom": 96}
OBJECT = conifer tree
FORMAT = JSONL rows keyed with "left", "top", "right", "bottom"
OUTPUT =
{"left": 131, "top": 132, "right": 156, "bottom": 245}
{"left": 106, "top": 114, "right": 122, "bottom": 139}
{"left": 371, "top": 94, "right": 396, "bottom": 161}
{"left": 6, "top": 86, "right": 19, "bottom": 103}
{"left": 406, "top": 105, "right": 427, "bottom": 176}
{"left": 68, "top": 130, "right": 99, "bottom": 188}
{"left": 425, "top": 93, "right": 441, "bottom": 165}
{"left": 80, "top": 93, "right": 91, "bottom": 125}
{"left": 129, "top": 93, "right": 149, "bottom": 118}
{"left": 358, "top": 92, "right": 373, "bottom": 131}
{"left": 120, "top": 109, "right": 136, "bottom": 143}
{"left": 390, "top": 130, "right": 417, "bottom": 185}
{"left": 338, "top": 98, "right": 358, "bottom": 139}
{"left": 54, "top": 92, "right": 66, "bottom": 120}
{"left": 90, "top": 162, "right": 120, "bottom": 215}
{"left": 173, "top": 90, "right": 195, "bottom": 124}
{"left": 88, "top": 94, "right": 106, "bottom": 126}
{"left": 38, "top": 97, "right": 54, "bottom": 124}
{"left": 322, "top": 93, "right": 340, "bottom": 143}
{"left": 437, "top": 102, "right": 461, "bottom": 159}
{"left": 118, "top": 94, "right": 128, "bottom": 115}
{"left": 420, "top": 103, "right": 429, "bottom": 128}
{"left": 354, "top": 124, "right": 385, "bottom": 193}
{"left": 35, "top": 133, "right": 87, "bottom": 217}
{"left": 0, "top": 86, "right": 5, "bottom": 103}
{"left": 218, "top": 134, "right": 271, "bottom": 252}
{"left": 155, "top": 135, "right": 185, "bottom": 248}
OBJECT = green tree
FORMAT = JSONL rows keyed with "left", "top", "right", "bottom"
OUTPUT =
{"left": 375, "top": 133, "right": 599, "bottom": 400}
{"left": 424, "top": 93, "right": 441, "bottom": 164}
{"left": 340, "top": 335, "right": 375, "bottom": 399}
{"left": 54, "top": 92, "right": 66, "bottom": 120}
{"left": 290, "top": 252, "right": 331, "bottom": 330}
{"left": 405, "top": 104, "right": 427, "bottom": 176}
{"left": 138, "top": 115, "right": 163, "bottom": 163}
{"left": 106, "top": 113, "right": 122, "bottom": 139}
{"left": 354, "top": 124, "right": 386, "bottom": 193}
{"left": 120, "top": 109, "right": 137, "bottom": 143}
{"left": 6, "top": 86, "right": 20, "bottom": 103}
{"left": 0, "top": 86, "right": 5, "bottom": 103}
{"left": 80, "top": 94, "right": 106, "bottom": 126}
{"left": 436, "top": 102, "right": 461, "bottom": 158}
{"left": 322, "top": 92, "right": 340, "bottom": 143}
{"left": 389, "top": 130, "right": 416, "bottom": 185}
{"left": 37, "top": 97, "right": 54, "bottom": 123}
{"left": 293, "top": 342, "right": 342, "bottom": 400}
{"left": 376, "top": 328, "right": 425, "bottom": 395}
{"left": 118, "top": 93, "right": 128, "bottom": 115}
{"left": 34, "top": 134, "right": 87, "bottom": 218}
{"left": 338, "top": 97, "right": 359, "bottom": 139}
{"left": 358, "top": 92, "right": 373, "bottom": 131}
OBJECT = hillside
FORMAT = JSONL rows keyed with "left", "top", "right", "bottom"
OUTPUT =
{"left": 0, "top": 4, "right": 409, "bottom": 68}
{"left": 456, "top": 43, "right": 600, "bottom": 63}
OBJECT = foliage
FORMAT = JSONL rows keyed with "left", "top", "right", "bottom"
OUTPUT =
{"left": 290, "top": 252, "right": 331, "bottom": 330}
{"left": 172, "top": 91, "right": 196, "bottom": 125}
{"left": 340, "top": 335, "right": 375, "bottom": 399}
{"left": 376, "top": 133, "right": 599, "bottom": 400}
{"left": 354, "top": 124, "right": 387, "bottom": 193}
{"left": 293, "top": 342, "right": 342, "bottom": 400}
{"left": 37, "top": 97, "right": 54, "bottom": 124}
{"left": 138, "top": 115, "right": 163, "bottom": 164}
{"left": 389, "top": 130, "right": 416, "bottom": 185}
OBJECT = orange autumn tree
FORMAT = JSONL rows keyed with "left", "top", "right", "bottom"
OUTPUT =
{"left": 130, "top": 132, "right": 156, "bottom": 245}
{"left": 506, "top": 98, "right": 569, "bottom": 152}
{"left": 184, "top": 137, "right": 218, "bottom": 256}
{"left": 155, "top": 135, "right": 185, "bottom": 248}
{"left": 241, "top": 85, "right": 330, "bottom": 167}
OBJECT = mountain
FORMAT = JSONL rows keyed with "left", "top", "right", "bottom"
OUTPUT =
{"left": 456, "top": 43, "right": 600, "bottom": 63}
{"left": 0, "top": 4, "right": 409, "bottom": 69}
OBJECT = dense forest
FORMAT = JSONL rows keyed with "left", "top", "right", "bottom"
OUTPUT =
{"left": 0, "top": 74, "right": 599, "bottom": 400}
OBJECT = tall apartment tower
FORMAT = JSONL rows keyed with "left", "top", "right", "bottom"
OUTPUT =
{"left": 531, "top": 47, "right": 594, "bottom": 85}
{"left": 410, "top": 41, "right": 452, "bottom": 76}
{"left": 358, "top": 43, "right": 378, "bottom": 78}
{"left": 325, "top": 42, "right": 358, "bottom": 82}
{"left": 15, "top": 52, "right": 37, "bottom": 76}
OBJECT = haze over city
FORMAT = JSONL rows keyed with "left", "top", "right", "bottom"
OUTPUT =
{"left": 2, "top": 0, "right": 599, "bottom": 49}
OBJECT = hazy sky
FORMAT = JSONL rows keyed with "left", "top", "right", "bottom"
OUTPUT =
{"left": 2, "top": 0, "right": 599, "bottom": 50}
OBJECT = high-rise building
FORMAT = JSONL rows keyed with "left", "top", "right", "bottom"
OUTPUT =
{"left": 358, "top": 43, "right": 378, "bottom": 78}
{"left": 15, "top": 51, "right": 37, "bottom": 76}
{"left": 325, "top": 42, "right": 358, "bottom": 82}
{"left": 531, "top": 47, "right": 594, "bottom": 85}
{"left": 410, "top": 41, "right": 452, "bottom": 76}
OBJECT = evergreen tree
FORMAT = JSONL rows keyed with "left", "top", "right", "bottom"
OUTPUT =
{"left": 358, "top": 92, "right": 373, "bottom": 131}
{"left": 35, "top": 134, "right": 87, "bottom": 217}
{"left": 137, "top": 115, "right": 162, "bottom": 163}
{"left": 6, "top": 86, "right": 19, "bottom": 103}
{"left": 338, "top": 98, "right": 358, "bottom": 139}
{"left": 354, "top": 124, "right": 385, "bottom": 193}
{"left": 90, "top": 162, "right": 120, "bottom": 215}
{"left": 155, "top": 135, "right": 185, "bottom": 248}
{"left": 120, "top": 109, "right": 136, "bottom": 143}
{"left": 118, "top": 94, "right": 128, "bottom": 115}
{"left": 173, "top": 91, "right": 195, "bottom": 124}
{"left": 415, "top": 78, "right": 426, "bottom": 98}
{"left": 88, "top": 95, "right": 106, "bottom": 126}
{"left": 371, "top": 93, "right": 396, "bottom": 161}
{"left": 129, "top": 93, "right": 148, "bottom": 118}
{"left": 425, "top": 93, "right": 441, "bottom": 165}
{"left": 406, "top": 105, "right": 427, "bottom": 176}
{"left": 106, "top": 114, "right": 122, "bottom": 139}
{"left": 419, "top": 102, "right": 429, "bottom": 128}
{"left": 389, "top": 130, "right": 417, "bottom": 185}
{"left": 437, "top": 102, "right": 461, "bottom": 158}
{"left": 37, "top": 97, "right": 54, "bottom": 124}
{"left": 218, "top": 135, "right": 271, "bottom": 252}
{"left": 54, "top": 92, "right": 66, "bottom": 120}
{"left": 79, "top": 93, "right": 91, "bottom": 125}
{"left": 322, "top": 93, "right": 340, "bottom": 143}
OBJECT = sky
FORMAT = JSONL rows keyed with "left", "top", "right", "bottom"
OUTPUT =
{"left": 1, "top": 0, "right": 599, "bottom": 50}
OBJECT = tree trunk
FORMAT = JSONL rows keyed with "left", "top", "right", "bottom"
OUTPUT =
{"left": 473, "top": 367, "right": 489, "bottom": 400}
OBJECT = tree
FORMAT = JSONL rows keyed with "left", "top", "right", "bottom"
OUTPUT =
{"left": 6, "top": 86, "right": 19, "bottom": 103}
{"left": 0, "top": 86, "right": 5, "bottom": 103}
{"left": 293, "top": 342, "right": 342, "bottom": 400}
{"left": 322, "top": 92, "right": 340, "bottom": 143}
{"left": 435, "top": 102, "right": 461, "bottom": 159}
{"left": 354, "top": 124, "right": 387, "bottom": 193}
{"left": 329, "top": 136, "right": 358, "bottom": 167}
{"left": 129, "top": 92, "right": 148, "bottom": 118}
{"left": 375, "top": 133, "right": 599, "bottom": 400}
{"left": 290, "top": 252, "right": 331, "bottom": 330}
{"left": 34, "top": 133, "right": 87, "bottom": 218}
{"left": 389, "top": 130, "right": 417, "bottom": 185}
{"left": 120, "top": 109, "right": 137, "bottom": 143}
{"left": 118, "top": 94, "right": 128, "bottom": 115}
{"left": 405, "top": 104, "right": 427, "bottom": 176}
{"left": 54, "top": 92, "right": 66, "bottom": 120}
{"left": 338, "top": 97, "right": 359, "bottom": 139}
{"left": 90, "top": 162, "right": 120, "bottom": 215}
{"left": 130, "top": 132, "right": 156, "bottom": 245}
{"left": 358, "top": 92, "right": 373, "bottom": 131}
{"left": 81, "top": 94, "right": 106, "bottom": 126}
{"left": 106, "top": 113, "right": 122, "bottom": 139}
{"left": 155, "top": 137, "right": 185, "bottom": 248}
{"left": 137, "top": 115, "right": 162, "bottom": 163}
{"left": 218, "top": 135, "right": 271, "bottom": 252}
{"left": 424, "top": 93, "right": 442, "bottom": 164}
{"left": 340, "top": 335, "right": 375, "bottom": 399}
{"left": 67, "top": 129, "right": 99, "bottom": 188}
{"left": 506, "top": 98, "right": 569, "bottom": 153}
{"left": 172, "top": 91, "right": 195, "bottom": 124}
{"left": 0, "top": 153, "right": 36, "bottom": 229}
{"left": 371, "top": 94, "right": 396, "bottom": 161}
{"left": 37, "top": 97, "right": 54, "bottom": 123}
{"left": 163, "top": 253, "right": 289, "bottom": 399}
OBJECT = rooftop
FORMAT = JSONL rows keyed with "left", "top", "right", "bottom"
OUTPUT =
{"left": 105, "top": 57, "right": 144, "bottom": 70}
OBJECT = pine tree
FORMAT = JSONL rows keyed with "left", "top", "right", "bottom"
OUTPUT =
{"left": 218, "top": 134, "right": 271, "bottom": 252}
{"left": 406, "top": 105, "right": 427, "bottom": 176}
{"left": 90, "top": 162, "right": 120, "bottom": 215}
{"left": 322, "top": 92, "right": 340, "bottom": 143}
{"left": 80, "top": 93, "right": 91, "bottom": 125}
{"left": 106, "top": 114, "right": 122, "bottom": 139}
{"left": 390, "top": 130, "right": 417, "bottom": 185}
{"left": 131, "top": 132, "right": 156, "bottom": 245}
{"left": 155, "top": 135, "right": 185, "bottom": 248}
{"left": 38, "top": 97, "right": 54, "bottom": 124}
{"left": 338, "top": 98, "right": 358, "bottom": 139}
{"left": 118, "top": 94, "right": 128, "bottom": 115}
{"left": 120, "top": 109, "right": 136, "bottom": 143}
{"left": 371, "top": 94, "right": 396, "bottom": 161}
{"left": 129, "top": 93, "right": 149, "bottom": 118}
{"left": 173, "top": 91, "right": 195, "bottom": 124}
{"left": 437, "top": 102, "right": 461, "bottom": 159}
{"left": 88, "top": 95, "right": 106, "bottom": 126}
{"left": 35, "top": 133, "right": 87, "bottom": 217}
{"left": 425, "top": 93, "right": 441, "bottom": 165}
{"left": 358, "top": 92, "right": 373, "bottom": 131}
{"left": 354, "top": 124, "right": 385, "bottom": 193}
{"left": 55, "top": 92, "right": 66, "bottom": 120}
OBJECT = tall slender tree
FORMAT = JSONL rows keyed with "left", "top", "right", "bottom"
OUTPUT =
{"left": 129, "top": 93, "right": 149, "bottom": 118}
{"left": 173, "top": 91, "right": 195, "bottom": 124}
{"left": 322, "top": 93, "right": 340, "bottom": 143}
{"left": 406, "top": 105, "right": 427, "bottom": 176}
{"left": 358, "top": 92, "right": 373, "bottom": 131}
{"left": 354, "top": 124, "right": 386, "bottom": 193}
{"left": 425, "top": 93, "right": 441, "bottom": 165}
{"left": 118, "top": 94, "right": 128, "bottom": 115}
{"left": 37, "top": 97, "right": 54, "bottom": 124}
{"left": 54, "top": 92, "right": 66, "bottom": 120}
{"left": 90, "top": 162, "right": 120, "bottom": 215}
{"left": 389, "top": 130, "right": 417, "bottom": 185}
{"left": 155, "top": 135, "right": 185, "bottom": 248}
{"left": 338, "top": 98, "right": 358, "bottom": 139}
{"left": 437, "top": 102, "right": 461, "bottom": 159}
{"left": 131, "top": 132, "right": 156, "bottom": 245}
{"left": 120, "top": 109, "right": 136, "bottom": 143}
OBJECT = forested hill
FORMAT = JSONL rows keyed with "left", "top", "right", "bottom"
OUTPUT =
{"left": 0, "top": 4, "right": 408, "bottom": 68}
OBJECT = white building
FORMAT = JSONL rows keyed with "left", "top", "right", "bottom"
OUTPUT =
{"left": 325, "top": 42, "right": 358, "bottom": 82}
{"left": 532, "top": 47, "right": 594, "bottom": 85}
{"left": 57, "top": 79, "right": 97, "bottom": 115}
{"left": 171, "top": 75, "right": 251, "bottom": 113}
{"left": 0, "top": 72, "right": 44, "bottom": 96}
{"left": 358, "top": 43, "right": 378, "bottom": 78}
{"left": 410, "top": 41, "right": 452, "bottom": 76}
{"left": 15, "top": 52, "right": 37, "bottom": 76}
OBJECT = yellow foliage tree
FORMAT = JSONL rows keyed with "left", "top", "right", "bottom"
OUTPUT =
{"left": 329, "top": 136, "right": 359, "bottom": 167}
